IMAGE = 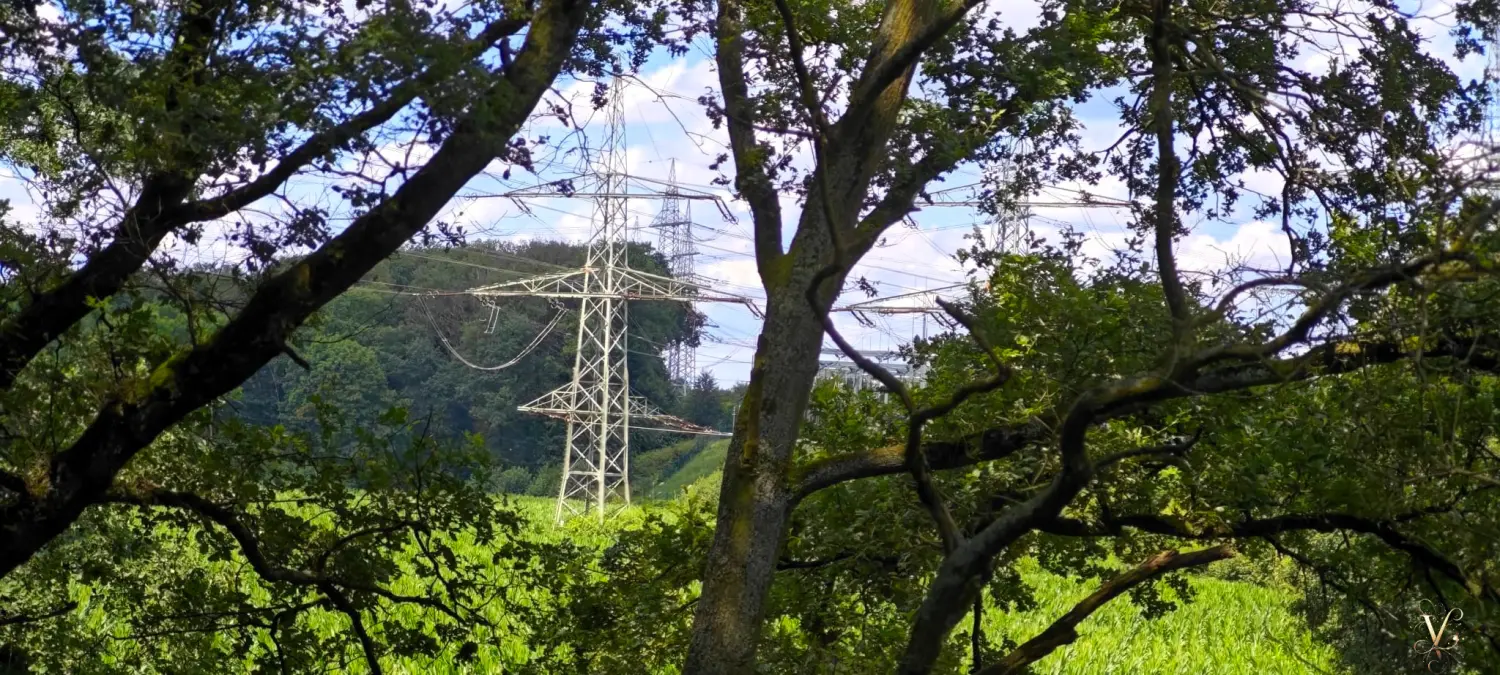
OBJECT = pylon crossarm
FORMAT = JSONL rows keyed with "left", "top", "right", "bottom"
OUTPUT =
{"left": 465, "top": 173, "right": 735, "bottom": 222}
{"left": 464, "top": 267, "right": 758, "bottom": 308}
{"left": 624, "top": 395, "right": 727, "bottom": 436}
{"left": 467, "top": 270, "right": 590, "bottom": 296}
{"left": 613, "top": 269, "right": 763, "bottom": 314}
{"left": 828, "top": 283, "right": 966, "bottom": 315}
{"left": 516, "top": 387, "right": 726, "bottom": 436}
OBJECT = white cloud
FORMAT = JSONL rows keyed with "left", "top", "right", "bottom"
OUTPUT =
{"left": 1178, "top": 219, "right": 1292, "bottom": 275}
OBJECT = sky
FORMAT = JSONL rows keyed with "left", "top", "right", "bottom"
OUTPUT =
{"left": 3, "top": 0, "right": 1490, "bottom": 386}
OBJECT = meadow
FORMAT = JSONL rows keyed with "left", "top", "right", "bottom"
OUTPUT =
{"left": 68, "top": 464, "right": 1350, "bottom": 674}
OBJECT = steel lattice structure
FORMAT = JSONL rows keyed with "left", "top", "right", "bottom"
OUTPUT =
{"left": 647, "top": 160, "right": 697, "bottom": 388}
{"left": 462, "top": 79, "right": 755, "bottom": 521}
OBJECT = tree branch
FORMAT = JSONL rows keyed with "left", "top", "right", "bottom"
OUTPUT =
{"left": 713, "top": 0, "right": 785, "bottom": 281}
{"left": 104, "top": 489, "right": 473, "bottom": 625}
{"left": 777, "top": 551, "right": 856, "bottom": 571}
{"left": 843, "top": 0, "right": 983, "bottom": 130}
{"left": 0, "top": 600, "right": 77, "bottom": 628}
{"left": 1095, "top": 430, "right": 1201, "bottom": 472}
{"left": 897, "top": 398, "right": 1099, "bottom": 675}
{"left": 979, "top": 545, "right": 1236, "bottom": 675}
{"left": 800, "top": 329, "right": 1500, "bottom": 504}
{"left": 1040, "top": 511, "right": 1497, "bottom": 604}
{"left": 892, "top": 319, "right": 1492, "bottom": 674}
{"left": 1262, "top": 534, "right": 1403, "bottom": 628}
{"left": 0, "top": 0, "right": 595, "bottom": 579}
{"left": 794, "top": 420, "right": 1046, "bottom": 502}
{"left": 769, "top": 0, "right": 830, "bottom": 137}
{"left": 103, "top": 490, "right": 323, "bottom": 585}
{"left": 179, "top": 15, "right": 530, "bottom": 224}
{"left": 793, "top": 420, "right": 1047, "bottom": 502}
{"left": 0, "top": 471, "right": 28, "bottom": 499}
{"left": 0, "top": 13, "right": 532, "bottom": 393}
{"left": 9, "top": 7, "right": 220, "bottom": 364}
{"left": 1148, "top": 0, "right": 1189, "bottom": 339}
{"left": 320, "top": 581, "right": 383, "bottom": 675}
{"left": 847, "top": 60, "right": 1044, "bottom": 254}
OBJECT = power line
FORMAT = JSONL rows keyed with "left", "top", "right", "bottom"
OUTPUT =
{"left": 418, "top": 295, "right": 567, "bottom": 371}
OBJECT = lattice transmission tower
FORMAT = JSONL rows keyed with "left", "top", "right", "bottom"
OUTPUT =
{"left": 647, "top": 160, "right": 697, "bottom": 388}
{"left": 460, "top": 79, "right": 756, "bottom": 522}
{"left": 829, "top": 183, "right": 1133, "bottom": 318}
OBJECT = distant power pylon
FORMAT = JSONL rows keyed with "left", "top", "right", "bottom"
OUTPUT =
{"left": 829, "top": 186, "right": 1133, "bottom": 318}
{"left": 460, "top": 79, "right": 756, "bottom": 522}
{"left": 648, "top": 160, "right": 697, "bottom": 388}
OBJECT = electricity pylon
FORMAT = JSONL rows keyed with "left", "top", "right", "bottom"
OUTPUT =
{"left": 832, "top": 172, "right": 1134, "bottom": 316}
{"left": 647, "top": 160, "right": 697, "bottom": 388}
{"left": 463, "top": 79, "right": 756, "bottom": 522}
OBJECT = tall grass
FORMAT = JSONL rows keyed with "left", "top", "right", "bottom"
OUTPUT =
{"left": 69, "top": 494, "right": 1349, "bottom": 673}
{"left": 987, "top": 557, "right": 1346, "bottom": 674}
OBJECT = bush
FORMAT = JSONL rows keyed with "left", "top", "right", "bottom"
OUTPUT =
{"left": 494, "top": 466, "right": 533, "bottom": 494}
{"left": 527, "top": 464, "right": 562, "bottom": 496}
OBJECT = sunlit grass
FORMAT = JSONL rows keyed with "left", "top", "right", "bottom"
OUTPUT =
{"left": 71, "top": 492, "right": 1348, "bottom": 673}
{"left": 985, "top": 557, "right": 1346, "bottom": 674}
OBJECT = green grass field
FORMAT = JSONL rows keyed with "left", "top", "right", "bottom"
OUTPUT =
{"left": 70, "top": 463, "right": 1351, "bottom": 673}
{"left": 332, "top": 499, "right": 1345, "bottom": 673}
{"left": 983, "top": 557, "right": 1343, "bottom": 674}
{"left": 645, "top": 441, "right": 728, "bottom": 499}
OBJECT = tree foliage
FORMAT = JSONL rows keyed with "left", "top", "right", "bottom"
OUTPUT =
{"left": 7, "top": 0, "right": 1500, "bottom": 671}
{"left": 682, "top": 0, "right": 1500, "bottom": 673}
{"left": 0, "top": 0, "right": 693, "bottom": 668}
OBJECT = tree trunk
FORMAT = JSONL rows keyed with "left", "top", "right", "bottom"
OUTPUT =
{"left": 684, "top": 219, "right": 843, "bottom": 674}
{"left": 686, "top": 0, "right": 945, "bottom": 667}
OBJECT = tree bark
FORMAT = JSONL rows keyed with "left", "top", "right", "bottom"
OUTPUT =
{"left": 683, "top": 222, "right": 843, "bottom": 675}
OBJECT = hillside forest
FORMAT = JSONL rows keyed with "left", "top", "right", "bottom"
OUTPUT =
{"left": 232, "top": 241, "right": 740, "bottom": 496}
